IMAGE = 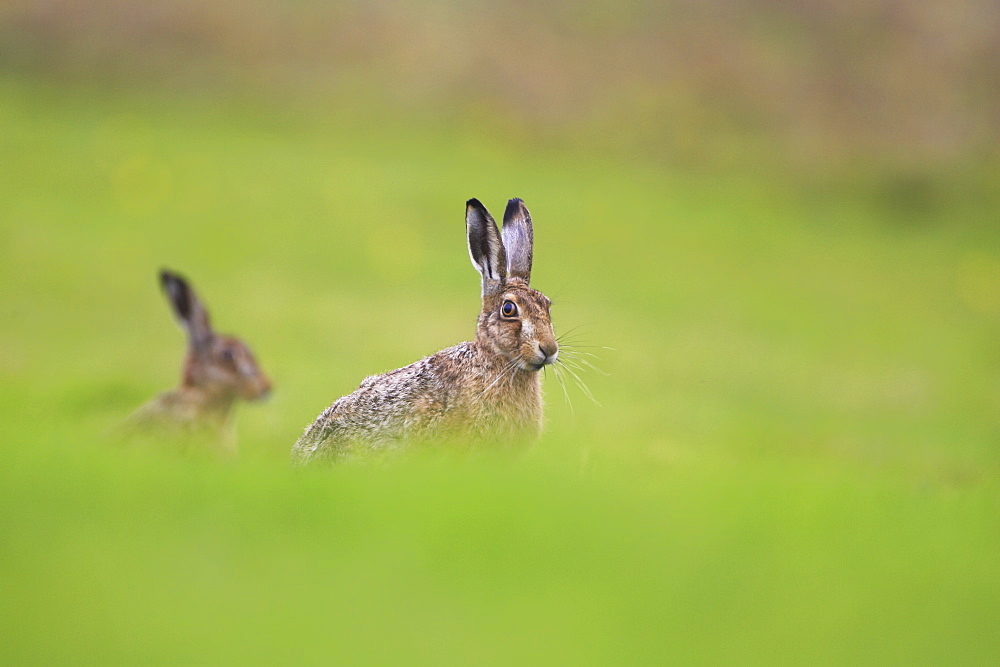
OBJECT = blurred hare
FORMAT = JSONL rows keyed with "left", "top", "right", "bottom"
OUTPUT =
{"left": 292, "top": 198, "right": 558, "bottom": 464}
{"left": 126, "top": 270, "right": 271, "bottom": 452}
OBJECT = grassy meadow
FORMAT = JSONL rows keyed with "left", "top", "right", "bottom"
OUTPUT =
{"left": 2, "top": 49, "right": 1000, "bottom": 665}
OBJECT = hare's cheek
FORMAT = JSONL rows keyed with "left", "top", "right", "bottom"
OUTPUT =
{"left": 513, "top": 322, "right": 528, "bottom": 348}
{"left": 500, "top": 324, "right": 521, "bottom": 356}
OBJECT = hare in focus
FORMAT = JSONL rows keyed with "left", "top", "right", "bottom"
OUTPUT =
{"left": 126, "top": 270, "right": 271, "bottom": 452}
{"left": 292, "top": 198, "right": 558, "bottom": 464}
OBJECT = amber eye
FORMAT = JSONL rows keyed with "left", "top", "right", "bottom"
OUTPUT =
{"left": 220, "top": 348, "right": 236, "bottom": 364}
{"left": 501, "top": 300, "right": 519, "bottom": 318}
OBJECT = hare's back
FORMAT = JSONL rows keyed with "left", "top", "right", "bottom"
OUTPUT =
{"left": 292, "top": 343, "right": 478, "bottom": 462}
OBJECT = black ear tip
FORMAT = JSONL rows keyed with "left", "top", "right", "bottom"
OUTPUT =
{"left": 505, "top": 197, "right": 527, "bottom": 214}
{"left": 160, "top": 268, "right": 177, "bottom": 286}
{"left": 503, "top": 197, "right": 530, "bottom": 223}
{"left": 466, "top": 198, "right": 485, "bottom": 211}
{"left": 159, "top": 268, "right": 194, "bottom": 318}
{"left": 160, "top": 268, "right": 188, "bottom": 290}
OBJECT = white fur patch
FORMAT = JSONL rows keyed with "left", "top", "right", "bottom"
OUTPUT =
{"left": 521, "top": 319, "right": 535, "bottom": 339}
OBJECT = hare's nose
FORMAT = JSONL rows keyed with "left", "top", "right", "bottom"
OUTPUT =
{"left": 255, "top": 376, "right": 273, "bottom": 400}
{"left": 539, "top": 341, "right": 558, "bottom": 363}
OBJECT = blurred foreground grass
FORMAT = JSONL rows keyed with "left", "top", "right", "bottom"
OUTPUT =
{"left": 1, "top": 75, "right": 999, "bottom": 662}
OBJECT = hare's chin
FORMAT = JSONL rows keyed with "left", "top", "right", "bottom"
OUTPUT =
{"left": 506, "top": 358, "right": 539, "bottom": 373}
{"left": 242, "top": 385, "right": 272, "bottom": 401}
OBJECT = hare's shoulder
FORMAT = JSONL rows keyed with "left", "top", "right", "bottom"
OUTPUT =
{"left": 122, "top": 389, "right": 229, "bottom": 443}
{"left": 127, "top": 390, "right": 191, "bottom": 425}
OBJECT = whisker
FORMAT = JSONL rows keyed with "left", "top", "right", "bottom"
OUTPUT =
{"left": 555, "top": 324, "right": 587, "bottom": 339}
{"left": 556, "top": 336, "right": 592, "bottom": 346}
{"left": 557, "top": 359, "right": 601, "bottom": 407}
{"left": 559, "top": 352, "right": 605, "bottom": 375}
{"left": 558, "top": 343, "right": 616, "bottom": 355}
{"left": 556, "top": 337, "right": 599, "bottom": 348}
{"left": 559, "top": 342, "right": 616, "bottom": 351}
{"left": 558, "top": 347, "right": 603, "bottom": 359}
{"left": 558, "top": 352, "right": 610, "bottom": 377}
{"left": 552, "top": 363, "right": 575, "bottom": 418}
{"left": 566, "top": 371, "right": 601, "bottom": 408}
{"left": 559, "top": 358, "right": 594, "bottom": 378}
{"left": 546, "top": 321, "right": 610, "bottom": 407}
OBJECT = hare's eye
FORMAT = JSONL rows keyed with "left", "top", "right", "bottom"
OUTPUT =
{"left": 501, "top": 301, "right": 518, "bottom": 318}
{"left": 220, "top": 349, "right": 235, "bottom": 364}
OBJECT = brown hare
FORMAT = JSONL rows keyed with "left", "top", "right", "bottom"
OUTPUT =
{"left": 292, "top": 198, "right": 558, "bottom": 464}
{"left": 126, "top": 270, "right": 271, "bottom": 453}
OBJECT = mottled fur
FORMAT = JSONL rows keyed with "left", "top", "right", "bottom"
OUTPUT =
{"left": 125, "top": 270, "right": 271, "bottom": 453}
{"left": 292, "top": 198, "right": 557, "bottom": 464}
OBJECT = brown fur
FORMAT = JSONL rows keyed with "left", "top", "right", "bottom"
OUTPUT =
{"left": 125, "top": 270, "right": 271, "bottom": 453}
{"left": 292, "top": 198, "right": 558, "bottom": 464}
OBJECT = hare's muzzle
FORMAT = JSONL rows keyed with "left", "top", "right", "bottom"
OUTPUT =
{"left": 243, "top": 375, "right": 272, "bottom": 401}
{"left": 529, "top": 341, "right": 558, "bottom": 370}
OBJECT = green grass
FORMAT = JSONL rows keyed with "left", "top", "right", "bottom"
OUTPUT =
{"left": 1, "top": 75, "right": 999, "bottom": 663}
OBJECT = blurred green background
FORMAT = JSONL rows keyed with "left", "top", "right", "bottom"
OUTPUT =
{"left": 2, "top": 1, "right": 999, "bottom": 662}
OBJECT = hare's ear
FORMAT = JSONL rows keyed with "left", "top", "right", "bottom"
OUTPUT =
{"left": 501, "top": 198, "right": 533, "bottom": 284}
{"left": 159, "top": 269, "right": 213, "bottom": 350}
{"left": 466, "top": 199, "right": 507, "bottom": 296}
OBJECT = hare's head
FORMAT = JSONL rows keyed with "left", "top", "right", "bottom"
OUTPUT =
{"left": 160, "top": 270, "right": 272, "bottom": 402}
{"left": 467, "top": 198, "right": 558, "bottom": 372}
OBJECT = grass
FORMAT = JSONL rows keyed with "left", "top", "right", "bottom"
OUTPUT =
{"left": 1, "top": 74, "right": 999, "bottom": 663}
